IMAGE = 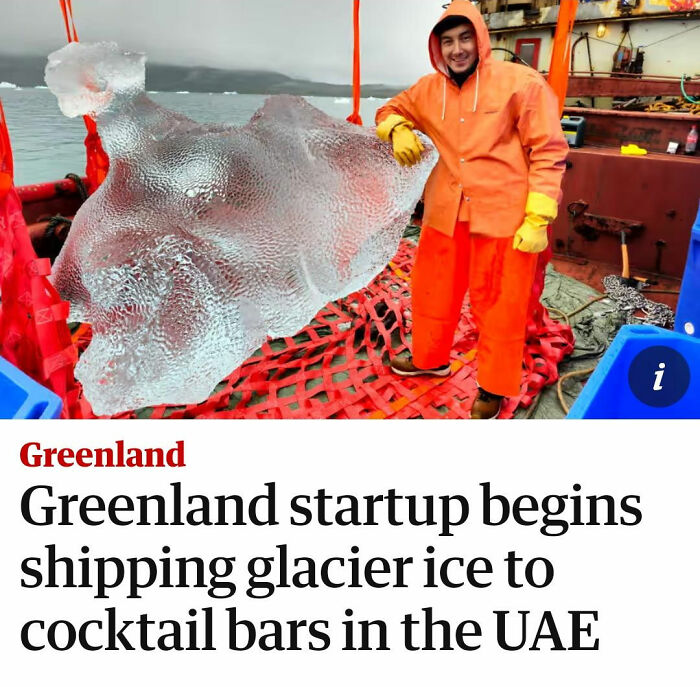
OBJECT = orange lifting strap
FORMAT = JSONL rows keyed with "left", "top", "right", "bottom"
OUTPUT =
{"left": 58, "top": 0, "right": 110, "bottom": 193}
{"left": 346, "top": 0, "right": 363, "bottom": 125}
{"left": 58, "top": 0, "right": 79, "bottom": 42}
{"left": 547, "top": 0, "right": 579, "bottom": 115}
{"left": 0, "top": 101, "right": 13, "bottom": 197}
{"left": 0, "top": 101, "right": 84, "bottom": 418}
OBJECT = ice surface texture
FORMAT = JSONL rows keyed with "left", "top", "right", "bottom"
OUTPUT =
{"left": 47, "top": 42, "right": 437, "bottom": 415}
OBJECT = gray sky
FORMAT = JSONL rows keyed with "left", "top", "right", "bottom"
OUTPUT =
{"left": 1, "top": 0, "right": 444, "bottom": 84}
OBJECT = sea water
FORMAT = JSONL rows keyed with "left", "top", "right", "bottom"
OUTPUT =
{"left": 0, "top": 88, "right": 387, "bottom": 187}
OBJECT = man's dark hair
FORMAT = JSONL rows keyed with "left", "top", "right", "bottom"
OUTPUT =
{"left": 433, "top": 15, "right": 472, "bottom": 37}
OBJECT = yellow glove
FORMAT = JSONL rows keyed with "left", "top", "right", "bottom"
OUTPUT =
{"left": 376, "top": 114, "right": 424, "bottom": 167}
{"left": 512, "top": 192, "right": 558, "bottom": 253}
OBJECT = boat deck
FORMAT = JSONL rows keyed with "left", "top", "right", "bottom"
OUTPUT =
{"left": 552, "top": 255, "right": 681, "bottom": 310}
{"left": 14, "top": 180, "right": 684, "bottom": 420}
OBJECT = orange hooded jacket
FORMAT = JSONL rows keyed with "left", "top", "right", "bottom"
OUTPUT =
{"left": 376, "top": 0, "right": 568, "bottom": 239}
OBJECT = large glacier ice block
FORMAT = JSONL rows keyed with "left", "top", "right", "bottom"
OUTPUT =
{"left": 47, "top": 42, "right": 437, "bottom": 415}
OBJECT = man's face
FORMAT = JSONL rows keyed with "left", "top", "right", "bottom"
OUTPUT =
{"left": 439, "top": 22, "right": 477, "bottom": 74}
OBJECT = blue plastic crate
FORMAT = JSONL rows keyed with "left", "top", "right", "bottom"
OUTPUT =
{"left": 567, "top": 326, "right": 699, "bottom": 418}
{"left": 0, "top": 355, "right": 63, "bottom": 419}
{"left": 674, "top": 201, "right": 700, "bottom": 339}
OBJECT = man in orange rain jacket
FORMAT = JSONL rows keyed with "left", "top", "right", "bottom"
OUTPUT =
{"left": 375, "top": 0, "right": 568, "bottom": 419}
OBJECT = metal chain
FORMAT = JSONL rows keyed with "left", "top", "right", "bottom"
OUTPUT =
{"left": 602, "top": 275, "right": 675, "bottom": 329}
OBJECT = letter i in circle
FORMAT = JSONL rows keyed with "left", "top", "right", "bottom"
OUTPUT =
{"left": 653, "top": 363, "right": 666, "bottom": 391}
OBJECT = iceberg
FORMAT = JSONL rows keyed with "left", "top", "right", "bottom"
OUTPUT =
{"left": 46, "top": 42, "right": 437, "bottom": 415}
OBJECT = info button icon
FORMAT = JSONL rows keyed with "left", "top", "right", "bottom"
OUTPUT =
{"left": 628, "top": 346, "right": 691, "bottom": 408}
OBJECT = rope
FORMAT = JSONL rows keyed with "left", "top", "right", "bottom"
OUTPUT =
{"left": 573, "top": 24, "right": 700, "bottom": 50}
{"left": 491, "top": 47, "right": 531, "bottom": 68}
{"left": 44, "top": 214, "right": 72, "bottom": 240}
{"left": 573, "top": 31, "right": 625, "bottom": 49}
{"left": 640, "top": 23, "right": 700, "bottom": 49}
{"left": 567, "top": 294, "right": 608, "bottom": 319}
{"left": 557, "top": 367, "right": 596, "bottom": 415}
{"left": 547, "top": 306, "right": 570, "bottom": 328}
{"left": 547, "top": 294, "right": 607, "bottom": 329}
{"left": 526, "top": 293, "right": 612, "bottom": 418}
{"left": 681, "top": 73, "right": 700, "bottom": 104}
{"left": 65, "top": 172, "right": 88, "bottom": 201}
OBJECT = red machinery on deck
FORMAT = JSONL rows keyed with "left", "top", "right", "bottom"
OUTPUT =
{"left": 554, "top": 71, "right": 700, "bottom": 278}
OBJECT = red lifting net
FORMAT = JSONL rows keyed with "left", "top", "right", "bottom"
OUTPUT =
{"left": 73, "top": 239, "right": 573, "bottom": 419}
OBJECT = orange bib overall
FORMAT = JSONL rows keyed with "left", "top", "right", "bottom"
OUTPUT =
{"left": 411, "top": 221, "right": 538, "bottom": 396}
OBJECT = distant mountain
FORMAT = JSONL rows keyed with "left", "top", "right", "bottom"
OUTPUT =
{"left": 0, "top": 54, "right": 405, "bottom": 98}
{"left": 0, "top": 55, "right": 47, "bottom": 87}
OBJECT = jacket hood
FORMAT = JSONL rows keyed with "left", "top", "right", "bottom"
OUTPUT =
{"left": 429, "top": 0, "right": 492, "bottom": 77}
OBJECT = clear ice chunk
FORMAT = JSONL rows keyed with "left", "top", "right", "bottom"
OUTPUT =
{"left": 47, "top": 42, "right": 437, "bottom": 415}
